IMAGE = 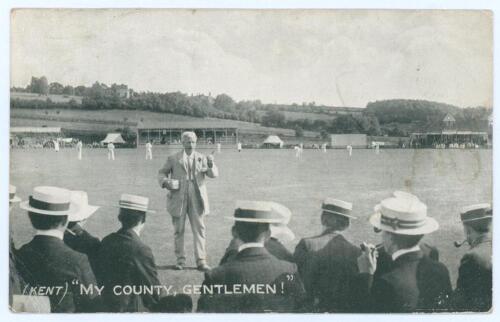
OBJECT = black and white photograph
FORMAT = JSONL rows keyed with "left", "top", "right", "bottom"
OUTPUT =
{"left": 6, "top": 6, "right": 494, "bottom": 315}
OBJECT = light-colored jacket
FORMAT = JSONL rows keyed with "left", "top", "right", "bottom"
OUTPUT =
{"left": 158, "top": 150, "right": 218, "bottom": 217}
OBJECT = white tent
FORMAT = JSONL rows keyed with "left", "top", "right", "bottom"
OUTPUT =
{"left": 262, "top": 135, "right": 284, "bottom": 148}
{"left": 101, "top": 133, "right": 126, "bottom": 144}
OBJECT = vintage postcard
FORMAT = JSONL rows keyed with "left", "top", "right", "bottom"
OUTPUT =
{"left": 8, "top": 8, "right": 492, "bottom": 313}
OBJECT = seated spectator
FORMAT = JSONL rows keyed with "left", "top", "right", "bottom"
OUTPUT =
{"left": 63, "top": 191, "right": 101, "bottom": 274}
{"left": 198, "top": 201, "right": 305, "bottom": 313}
{"left": 219, "top": 201, "right": 295, "bottom": 265}
{"left": 354, "top": 193, "right": 452, "bottom": 312}
{"left": 293, "top": 198, "right": 360, "bottom": 312}
{"left": 17, "top": 186, "right": 101, "bottom": 312}
{"left": 97, "top": 194, "right": 190, "bottom": 312}
{"left": 449, "top": 204, "right": 492, "bottom": 312}
{"left": 9, "top": 185, "right": 25, "bottom": 308}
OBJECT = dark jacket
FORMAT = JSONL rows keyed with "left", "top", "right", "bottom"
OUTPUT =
{"left": 375, "top": 242, "right": 439, "bottom": 277}
{"left": 96, "top": 228, "right": 162, "bottom": 312}
{"left": 198, "top": 247, "right": 306, "bottom": 312}
{"left": 16, "top": 235, "right": 101, "bottom": 313}
{"left": 64, "top": 223, "right": 101, "bottom": 274}
{"left": 354, "top": 250, "right": 452, "bottom": 313}
{"left": 450, "top": 237, "right": 492, "bottom": 312}
{"left": 219, "top": 237, "right": 294, "bottom": 265}
{"left": 293, "top": 230, "right": 361, "bottom": 312}
{"left": 9, "top": 239, "right": 25, "bottom": 307}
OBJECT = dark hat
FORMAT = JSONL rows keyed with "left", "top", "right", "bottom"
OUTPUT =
{"left": 460, "top": 203, "right": 492, "bottom": 223}
{"left": 321, "top": 198, "right": 357, "bottom": 219}
{"left": 228, "top": 200, "right": 283, "bottom": 223}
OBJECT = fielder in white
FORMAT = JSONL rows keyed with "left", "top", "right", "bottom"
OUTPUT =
{"left": 54, "top": 140, "right": 60, "bottom": 152}
{"left": 76, "top": 141, "right": 83, "bottom": 160}
{"left": 347, "top": 145, "right": 353, "bottom": 156}
{"left": 145, "top": 141, "right": 153, "bottom": 160}
{"left": 107, "top": 142, "right": 115, "bottom": 160}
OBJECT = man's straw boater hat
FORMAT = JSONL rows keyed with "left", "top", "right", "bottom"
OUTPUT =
{"left": 268, "top": 202, "right": 295, "bottom": 243}
{"left": 459, "top": 203, "right": 492, "bottom": 223}
{"left": 9, "top": 185, "right": 21, "bottom": 203}
{"left": 68, "top": 191, "right": 100, "bottom": 222}
{"left": 228, "top": 200, "right": 283, "bottom": 223}
{"left": 321, "top": 198, "right": 357, "bottom": 219}
{"left": 369, "top": 192, "right": 439, "bottom": 235}
{"left": 20, "top": 186, "right": 79, "bottom": 216}
{"left": 116, "top": 194, "right": 155, "bottom": 213}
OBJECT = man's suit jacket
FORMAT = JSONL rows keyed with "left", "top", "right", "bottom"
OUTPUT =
{"left": 219, "top": 237, "right": 294, "bottom": 265}
{"left": 158, "top": 150, "right": 218, "bottom": 217}
{"left": 450, "top": 238, "right": 492, "bottom": 312}
{"left": 96, "top": 228, "right": 162, "bottom": 312}
{"left": 198, "top": 247, "right": 306, "bottom": 313}
{"left": 354, "top": 250, "right": 452, "bottom": 313}
{"left": 293, "top": 230, "right": 361, "bottom": 312}
{"left": 375, "top": 242, "right": 439, "bottom": 277}
{"left": 16, "top": 235, "right": 101, "bottom": 313}
{"left": 64, "top": 223, "right": 101, "bottom": 274}
{"left": 9, "top": 240, "right": 25, "bottom": 307}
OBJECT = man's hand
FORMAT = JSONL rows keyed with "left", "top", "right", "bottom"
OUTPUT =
{"left": 162, "top": 179, "right": 179, "bottom": 191}
{"left": 207, "top": 155, "right": 214, "bottom": 169}
{"left": 357, "top": 242, "right": 378, "bottom": 275}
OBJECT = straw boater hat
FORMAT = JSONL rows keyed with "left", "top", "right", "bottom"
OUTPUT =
{"left": 68, "top": 191, "right": 100, "bottom": 222}
{"left": 370, "top": 193, "right": 439, "bottom": 235}
{"left": 117, "top": 194, "right": 155, "bottom": 213}
{"left": 20, "top": 186, "right": 79, "bottom": 216}
{"left": 229, "top": 200, "right": 283, "bottom": 223}
{"left": 459, "top": 203, "right": 492, "bottom": 223}
{"left": 9, "top": 185, "right": 21, "bottom": 203}
{"left": 321, "top": 198, "right": 357, "bottom": 219}
{"left": 267, "top": 202, "right": 295, "bottom": 243}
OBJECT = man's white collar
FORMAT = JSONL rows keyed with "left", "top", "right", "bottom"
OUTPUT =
{"left": 392, "top": 245, "right": 421, "bottom": 261}
{"left": 36, "top": 229, "right": 64, "bottom": 240}
{"left": 238, "top": 242, "right": 264, "bottom": 253}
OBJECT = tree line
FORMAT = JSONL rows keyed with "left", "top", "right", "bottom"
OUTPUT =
{"left": 11, "top": 76, "right": 491, "bottom": 137}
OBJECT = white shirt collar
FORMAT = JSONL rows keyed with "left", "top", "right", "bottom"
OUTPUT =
{"left": 183, "top": 150, "right": 195, "bottom": 161}
{"left": 238, "top": 242, "right": 264, "bottom": 253}
{"left": 392, "top": 245, "right": 421, "bottom": 261}
{"left": 35, "top": 229, "right": 64, "bottom": 240}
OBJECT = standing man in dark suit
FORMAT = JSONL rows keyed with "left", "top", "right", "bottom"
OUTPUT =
{"left": 198, "top": 201, "right": 305, "bottom": 313}
{"left": 449, "top": 203, "right": 492, "bottom": 312}
{"left": 17, "top": 186, "right": 101, "bottom": 313}
{"left": 293, "top": 198, "right": 360, "bottom": 312}
{"left": 63, "top": 191, "right": 101, "bottom": 274}
{"left": 158, "top": 131, "right": 218, "bottom": 271}
{"left": 355, "top": 193, "right": 452, "bottom": 312}
{"left": 97, "top": 194, "right": 178, "bottom": 312}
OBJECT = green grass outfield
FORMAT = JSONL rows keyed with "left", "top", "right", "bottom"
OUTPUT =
{"left": 10, "top": 147, "right": 492, "bottom": 307}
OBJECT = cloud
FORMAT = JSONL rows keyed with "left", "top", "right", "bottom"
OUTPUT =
{"left": 11, "top": 9, "right": 492, "bottom": 107}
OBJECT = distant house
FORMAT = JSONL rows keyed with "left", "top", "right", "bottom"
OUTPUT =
{"left": 443, "top": 113, "right": 456, "bottom": 128}
{"left": 115, "top": 85, "right": 129, "bottom": 99}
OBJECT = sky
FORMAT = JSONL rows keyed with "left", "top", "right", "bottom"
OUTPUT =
{"left": 10, "top": 9, "right": 493, "bottom": 108}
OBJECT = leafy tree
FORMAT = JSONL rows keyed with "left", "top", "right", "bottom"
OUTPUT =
{"left": 294, "top": 125, "right": 304, "bottom": 137}
{"left": 49, "top": 82, "right": 64, "bottom": 95}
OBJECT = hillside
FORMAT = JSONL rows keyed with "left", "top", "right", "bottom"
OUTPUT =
{"left": 10, "top": 108, "right": 318, "bottom": 138}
